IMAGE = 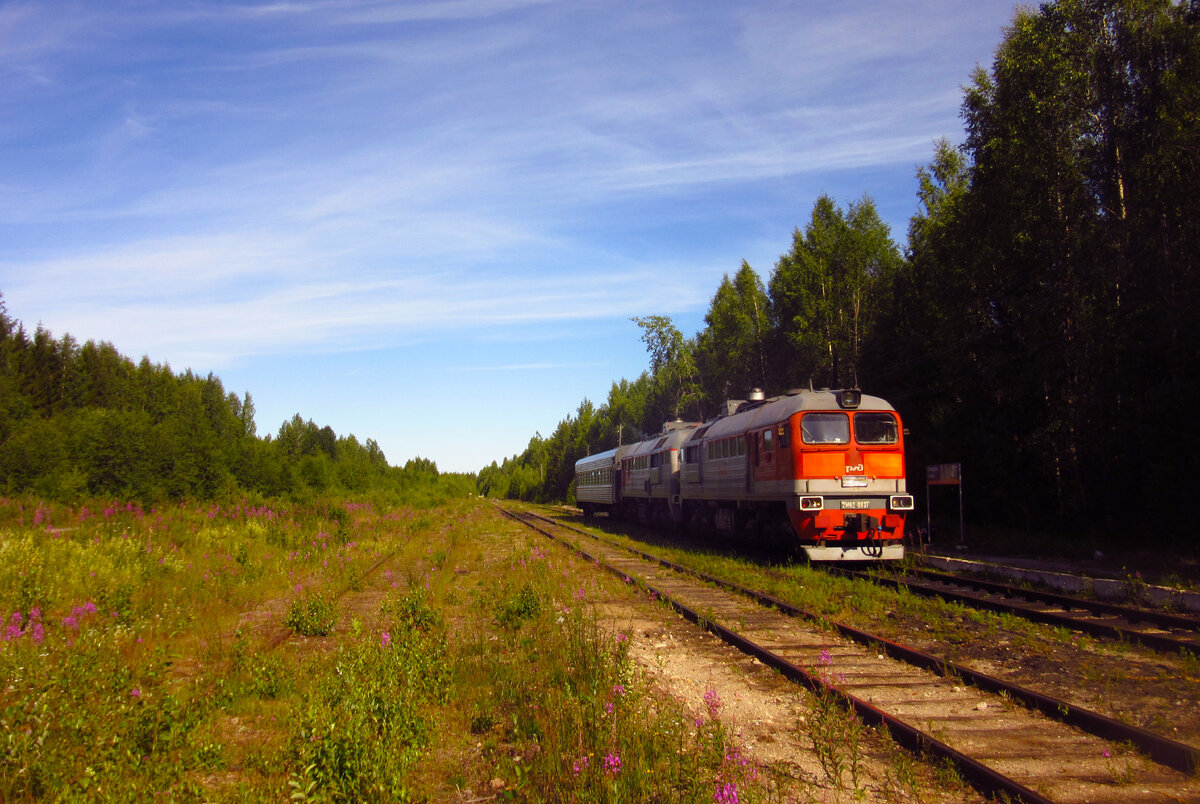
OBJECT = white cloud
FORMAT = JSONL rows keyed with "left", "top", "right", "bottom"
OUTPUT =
{"left": 0, "top": 0, "right": 1022, "bottom": 468}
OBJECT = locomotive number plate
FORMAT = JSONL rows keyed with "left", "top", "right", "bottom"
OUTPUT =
{"left": 842, "top": 500, "right": 871, "bottom": 510}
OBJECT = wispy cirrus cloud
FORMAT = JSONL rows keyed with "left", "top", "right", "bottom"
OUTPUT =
{"left": 0, "top": 0, "right": 1021, "bottom": 468}
{"left": 3, "top": 220, "right": 711, "bottom": 369}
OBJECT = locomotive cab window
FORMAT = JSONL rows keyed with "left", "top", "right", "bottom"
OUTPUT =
{"left": 853, "top": 412, "right": 899, "bottom": 445}
{"left": 801, "top": 412, "right": 849, "bottom": 444}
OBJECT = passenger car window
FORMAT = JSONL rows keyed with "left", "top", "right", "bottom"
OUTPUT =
{"left": 854, "top": 412, "right": 899, "bottom": 444}
{"left": 801, "top": 413, "right": 849, "bottom": 444}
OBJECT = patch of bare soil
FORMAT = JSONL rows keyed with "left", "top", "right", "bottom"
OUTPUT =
{"left": 593, "top": 598, "right": 984, "bottom": 803}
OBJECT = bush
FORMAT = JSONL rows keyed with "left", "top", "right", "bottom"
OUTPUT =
{"left": 285, "top": 590, "right": 337, "bottom": 636}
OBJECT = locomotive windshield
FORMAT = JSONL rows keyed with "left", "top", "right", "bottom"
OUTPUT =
{"left": 853, "top": 412, "right": 899, "bottom": 444}
{"left": 800, "top": 412, "right": 849, "bottom": 444}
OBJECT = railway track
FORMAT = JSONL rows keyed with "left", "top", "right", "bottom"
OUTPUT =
{"left": 495, "top": 502, "right": 1200, "bottom": 804}
{"left": 836, "top": 565, "right": 1200, "bottom": 655}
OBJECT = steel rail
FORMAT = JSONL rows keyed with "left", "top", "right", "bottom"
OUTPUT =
{"left": 832, "top": 566, "right": 1200, "bottom": 655}
{"left": 905, "top": 567, "right": 1200, "bottom": 631}
{"left": 514, "top": 504, "right": 1200, "bottom": 776}
{"left": 268, "top": 538, "right": 406, "bottom": 649}
{"left": 493, "top": 503, "right": 1056, "bottom": 804}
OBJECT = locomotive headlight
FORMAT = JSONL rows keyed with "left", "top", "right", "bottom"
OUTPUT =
{"left": 838, "top": 389, "right": 861, "bottom": 409}
{"left": 889, "top": 495, "right": 914, "bottom": 511}
{"left": 799, "top": 496, "right": 824, "bottom": 511}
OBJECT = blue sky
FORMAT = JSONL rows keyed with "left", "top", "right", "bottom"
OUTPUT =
{"left": 0, "top": 0, "right": 1021, "bottom": 473}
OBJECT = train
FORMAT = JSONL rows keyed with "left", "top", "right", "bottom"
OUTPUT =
{"left": 574, "top": 387, "right": 913, "bottom": 561}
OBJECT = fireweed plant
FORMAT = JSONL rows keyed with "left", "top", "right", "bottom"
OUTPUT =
{"left": 454, "top": 525, "right": 774, "bottom": 803}
{"left": 0, "top": 496, "right": 434, "bottom": 799}
{"left": 287, "top": 587, "right": 453, "bottom": 800}
{"left": 0, "top": 496, "right": 786, "bottom": 801}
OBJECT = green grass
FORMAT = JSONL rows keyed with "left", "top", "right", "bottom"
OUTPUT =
{"left": 0, "top": 496, "right": 803, "bottom": 801}
{"left": 0, "top": 496, "right": 397, "bottom": 800}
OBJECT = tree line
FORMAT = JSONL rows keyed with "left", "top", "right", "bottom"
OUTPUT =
{"left": 479, "top": 0, "right": 1200, "bottom": 547}
{"left": 0, "top": 302, "right": 473, "bottom": 505}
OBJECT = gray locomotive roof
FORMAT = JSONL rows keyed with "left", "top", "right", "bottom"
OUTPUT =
{"left": 698, "top": 389, "right": 895, "bottom": 440}
{"left": 575, "top": 392, "right": 893, "bottom": 469}
{"left": 622, "top": 423, "right": 699, "bottom": 458}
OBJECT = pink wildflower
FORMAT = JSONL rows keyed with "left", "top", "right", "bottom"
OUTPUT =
{"left": 714, "top": 782, "right": 739, "bottom": 804}
{"left": 704, "top": 688, "right": 722, "bottom": 718}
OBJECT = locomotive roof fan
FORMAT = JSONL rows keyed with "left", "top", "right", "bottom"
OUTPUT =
{"left": 837, "top": 389, "right": 862, "bottom": 409}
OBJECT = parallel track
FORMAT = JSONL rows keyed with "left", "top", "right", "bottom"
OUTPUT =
{"left": 495, "top": 502, "right": 1200, "bottom": 804}
{"left": 836, "top": 565, "right": 1200, "bottom": 655}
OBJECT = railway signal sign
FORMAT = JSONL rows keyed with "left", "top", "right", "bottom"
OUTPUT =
{"left": 926, "top": 463, "right": 962, "bottom": 485}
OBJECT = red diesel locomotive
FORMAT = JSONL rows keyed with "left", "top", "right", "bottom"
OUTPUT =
{"left": 574, "top": 388, "right": 913, "bottom": 561}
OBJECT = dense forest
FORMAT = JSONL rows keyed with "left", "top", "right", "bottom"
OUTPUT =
{"left": 479, "top": 0, "right": 1200, "bottom": 547}
{"left": 0, "top": 298, "right": 473, "bottom": 505}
